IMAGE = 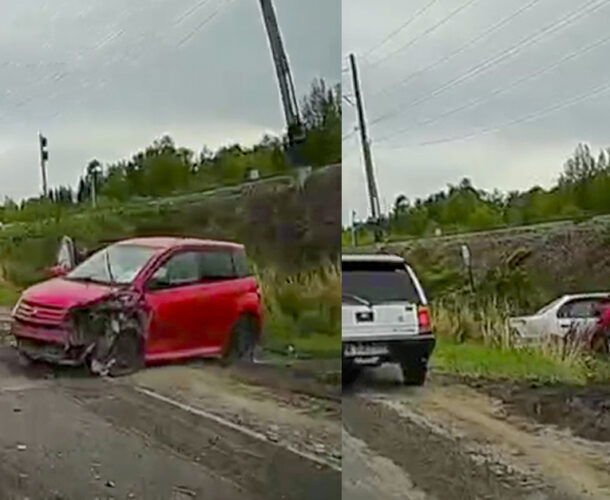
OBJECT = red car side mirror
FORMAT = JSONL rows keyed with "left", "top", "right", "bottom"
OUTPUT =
{"left": 46, "top": 265, "right": 68, "bottom": 278}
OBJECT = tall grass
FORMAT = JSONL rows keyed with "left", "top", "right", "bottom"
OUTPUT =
{"left": 431, "top": 296, "right": 610, "bottom": 383}
{"left": 256, "top": 262, "right": 340, "bottom": 358}
{"left": 432, "top": 296, "right": 514, "bottom": 348}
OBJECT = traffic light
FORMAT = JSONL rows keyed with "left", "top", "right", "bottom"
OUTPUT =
{"left": 39, "top": 134, "right": 48, "bottom": 162}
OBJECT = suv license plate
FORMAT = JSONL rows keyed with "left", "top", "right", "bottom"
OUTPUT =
{"left": 354, "top": 356, "right": 380, "bottom": 365}
{"left": 345, "top": 344, "right": 388, "bottom": 357}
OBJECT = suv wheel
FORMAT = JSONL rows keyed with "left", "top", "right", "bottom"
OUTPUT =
{"left": 342, "top": 362, "right": 361, "bottom": 387}
{"left": 223, "top": 316, "right": 257, "bottom": 365}
{"left": 401, "top": 359, "right": 428, "bottom": 386}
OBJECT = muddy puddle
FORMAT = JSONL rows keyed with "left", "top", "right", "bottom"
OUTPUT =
{"left": 443, "top": 375, "right": 610, "bottom": 443}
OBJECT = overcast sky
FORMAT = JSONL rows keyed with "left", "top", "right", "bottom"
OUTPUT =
{"left": 0, "top": 0, "right": 340, "bottom": 201}
{"left": 343, "top": 0, "right": 610, "bottom": 224}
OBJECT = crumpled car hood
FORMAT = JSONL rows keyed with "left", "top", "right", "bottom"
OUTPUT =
{"left": 21, "top": 278, "right": 115, "bottom": 310}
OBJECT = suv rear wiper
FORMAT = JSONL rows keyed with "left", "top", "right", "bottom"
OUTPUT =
{"left": 342, "top": 293, "right": 372, "bottom": 307}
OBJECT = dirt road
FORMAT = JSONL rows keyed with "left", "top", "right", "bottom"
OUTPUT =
{"left": 0, "top": 347, "right": 340, "bottom": 499}
{"left": 343, "top": 365, "right": 610, "bottom": 500}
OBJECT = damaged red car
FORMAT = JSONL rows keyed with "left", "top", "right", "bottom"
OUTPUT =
{"left": 11, "top": 237, "right": 263, "bottom": 376}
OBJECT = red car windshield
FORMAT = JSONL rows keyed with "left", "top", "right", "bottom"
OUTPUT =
{"left": 66, "top": 244, "right": 157, "bottom": 285}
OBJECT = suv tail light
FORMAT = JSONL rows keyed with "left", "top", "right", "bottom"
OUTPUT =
{"left": 418, "top": 305, "right": 431, "bottom": 333}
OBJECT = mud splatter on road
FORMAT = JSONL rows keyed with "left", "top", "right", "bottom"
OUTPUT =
{"left": 343, "top": 367, "right": 610, "bottom": 500}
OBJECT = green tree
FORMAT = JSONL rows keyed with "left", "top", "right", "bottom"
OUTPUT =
{"left": 299, "top": 79, "right": 341, "bottom": 166}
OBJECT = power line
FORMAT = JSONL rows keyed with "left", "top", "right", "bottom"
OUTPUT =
{"left": 372, "top": 0, "right": 544, "bottom": 99}
{"left": 176, "top": 0, "right": 232, "bottom": 47}
{"left": 377, "top": 30, "right": 610, "bottom": 143}
{"left": 342, "top": 94, "right": 355, "bottom": 106}
{"left": 363, "top": 0, "right": 439, "bottom": 60}
{"left": 384, "top": 79, "right": 610, "bottom": 149}
{"left": 1, "top": 0, "right": 234, "bottom": 120}
{"left": 174, "top": 0, "right": 214, "bottom": 24}
{"left": 342, "top": 127, "right": 361, "bottom": 163}
{"left": 0, "top": 1, "right": 184, "bottom": 116}
{"left": 342, "top": 127, "right": 358, "bottom": 142}
{"left": 369, "top": 0, "right": 480, "bottom": 67}
{"left": 369, "top": 0, "right": 610, "bottom": 127}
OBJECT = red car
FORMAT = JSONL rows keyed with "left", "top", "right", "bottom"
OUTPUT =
{"left": 11, "top": 237, "right": 263, "bottom": 375}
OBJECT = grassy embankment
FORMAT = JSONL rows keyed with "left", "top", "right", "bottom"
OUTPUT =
{"left": 257, "top": 263, "right": 339, "bottom": 358}
{"left": 431, "top": 298, "right": 610, "bottom": 384}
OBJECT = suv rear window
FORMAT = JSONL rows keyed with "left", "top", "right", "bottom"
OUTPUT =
{"left": 342, "top": 260, "right": 421, "bottom": 305}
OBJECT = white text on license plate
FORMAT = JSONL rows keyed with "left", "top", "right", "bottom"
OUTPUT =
{"left": 345, "top": 344, "right": 388, "bottom": 356}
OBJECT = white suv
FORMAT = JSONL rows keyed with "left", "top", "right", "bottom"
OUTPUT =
{"left": 342, "top": 254, "right": 435, "bottom": 385}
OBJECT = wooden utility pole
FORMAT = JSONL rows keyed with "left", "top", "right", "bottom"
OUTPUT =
{"left": 349, "top": 53, "right": 382, "bottom": 242}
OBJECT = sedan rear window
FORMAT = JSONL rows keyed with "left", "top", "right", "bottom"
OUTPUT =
{"left": 557, "top": 298, "right": 603, "bottom": 319}
{"left": 342, "top": 260, "right": 421, "bottom": 305}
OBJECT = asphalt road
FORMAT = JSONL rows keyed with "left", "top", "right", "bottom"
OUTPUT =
{"left": 0, "top": 347, "right": 340, "bottom": 500}
{"left": 342, "top": 365, "right": 610, "bottom": 500}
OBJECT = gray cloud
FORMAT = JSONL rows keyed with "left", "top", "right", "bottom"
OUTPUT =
{"left": 0, "top": 0, "right": 340, "bottom": 200}
{"left": 343, "top": 0, "right": 610, "bottom": 223}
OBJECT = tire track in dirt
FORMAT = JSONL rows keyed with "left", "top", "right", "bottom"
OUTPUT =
{"left": 342, "top": 428, "right": 431, "bottom": 500}
{"left": 344, "top": 377, "right": 610, "bottom": 500}
{"left": 0, "top": 347, "right": 341, "bottom": 499}
{"left": 60, "top": 369, "right": 341, "bottom": 500}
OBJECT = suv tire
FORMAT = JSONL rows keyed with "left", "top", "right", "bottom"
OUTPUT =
{"left": 342, "top": 362, "right": 361, "bottom": 387}
{"left": 401, "top": 359, "right": 428, "bottom": 386}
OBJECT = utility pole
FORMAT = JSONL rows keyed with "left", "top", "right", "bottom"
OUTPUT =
{"left": 349, "top": 53, "right": 382, "bottom": 242}
{"left": 258, "top": 0, "right": 306, "bottom": 167}
{"left": 91, "top": 172, "right": 97, "bottom": 209}
{"left": 87, "top": 160, "right": 101, "bottom": 209}
{"left": 38, "top": 133, "right": 49, "bottom": 198}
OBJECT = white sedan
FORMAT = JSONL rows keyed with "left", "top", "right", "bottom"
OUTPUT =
{"left": 508, "top": 293, "right": 610, "bottom": 344}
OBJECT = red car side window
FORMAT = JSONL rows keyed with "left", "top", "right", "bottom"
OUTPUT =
{"left": 198, "top": 250, "right": 235, "bottom": 279}
{"left": 151, "top": 251, "right": 200, "bottom": 288}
